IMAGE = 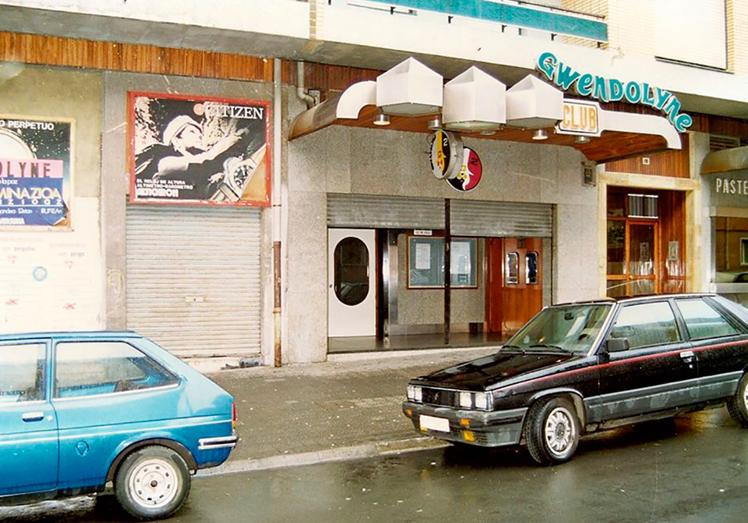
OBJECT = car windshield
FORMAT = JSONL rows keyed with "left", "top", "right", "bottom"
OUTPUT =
{"left": 503, "top": 304, "right": 613, "bottom": 355}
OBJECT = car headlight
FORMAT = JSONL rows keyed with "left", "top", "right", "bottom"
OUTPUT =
{"left": 474, "top": 392, "right": 491, "bottom": 410}
{"left": 407, "top": 385, "right": 422, "bottom": 402}
{"left": 458, "top": 391, "right": 473, "bottom": 408}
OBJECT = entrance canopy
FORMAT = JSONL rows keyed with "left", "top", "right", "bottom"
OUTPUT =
{"left": 701, "top": 145, "right": 748, "bottom": 175}
{"left": 289, "top": 58, "right": 683, "bottom": 163}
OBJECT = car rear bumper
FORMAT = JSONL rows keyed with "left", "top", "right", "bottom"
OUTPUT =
{"left": 198, "top": 433, "right": 238, "bottom": 451}
{"left": 195, "top": 431, "right": 238, "bottom": 469}
{"left": 402, "top": 401, "right": 527, "bottom": 447}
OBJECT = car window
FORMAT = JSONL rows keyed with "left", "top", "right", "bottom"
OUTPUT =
{"left": 609, "top": 302, "right": 680, "bottom": 350}
{"left": 675, "top": 299, "right": 739, "bottom": 340}
{"left": 506, "top": 304, "right": 612, "bottom": 354}
{"left": 711, "top": 295, "right": 748, "bottom": 325}
{"left": 0, "top": 343, "right": 46, "bottom": 404}
{"left": 55, "top": 341, "right": 178, "bottom": 398}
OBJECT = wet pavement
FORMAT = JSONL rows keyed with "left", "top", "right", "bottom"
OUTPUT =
{"left": 3, "top": 408, "right": 748, "bottom": 522}
{"left": 205, "top": 348, "right": 495, "bottom": 465}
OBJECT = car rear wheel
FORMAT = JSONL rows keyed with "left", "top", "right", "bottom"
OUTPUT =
{"left": 727, "top": 373, "right": 748, "bottom": 428}
{"left": 524, "top": 397, "right": 580, "bottom": 465}
{"left": 115, "top": 446, "right": 191, "bottom": 521}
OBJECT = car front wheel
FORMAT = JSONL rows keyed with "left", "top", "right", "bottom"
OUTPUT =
{"left": 115, "top": 446, "right": 191, "bottom": 521}
{"left": 727, "top": 373, "right": 748, "bottom": 428}
{"left": 524, "top": 397, "right": 580, "bottom": 465}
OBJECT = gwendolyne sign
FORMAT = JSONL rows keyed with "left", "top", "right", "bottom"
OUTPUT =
{"left": 537, "top": 52, "right": 692, "bottom": 132}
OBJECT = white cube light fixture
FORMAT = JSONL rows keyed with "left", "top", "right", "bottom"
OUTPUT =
{"left": 506, "top": 74, "right": 563, "bottom": 129}
{"left": 376, "top": 57, "right": 443, "bottom": 116}
{"left": 443, "top": 66, "right": 506, "bottom": 132}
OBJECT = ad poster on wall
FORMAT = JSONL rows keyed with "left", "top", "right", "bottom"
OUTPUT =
{"left": 0, "top": 116, "right": 72, "bottom": 227}
{"left": 129, "top": 92, "right": 271, "bottom": 206}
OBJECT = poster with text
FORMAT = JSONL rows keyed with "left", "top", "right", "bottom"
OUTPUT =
{"left": 0, "top": 116, "right": 72, "bottom": 227}
{"left": 129, "top": 92, "right": 271, "bottom": 206}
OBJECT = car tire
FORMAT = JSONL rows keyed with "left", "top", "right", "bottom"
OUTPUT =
{"left": 114, "top": 446, "right": 191, "bottom": 521}
{"left": 524, "top": 397, "right": 580, "bottom": 465}
{"left": 727, "top": 373, "right": 748, "bottom": 428}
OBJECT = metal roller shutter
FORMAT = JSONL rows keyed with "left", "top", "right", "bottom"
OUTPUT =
{"left": 451, "top": 200, "right": 553, "bottom": 238}
{"left": 126, "top": 206, "right": 261, "bottom": 356}
{"left": 327, "top": 193, "right": 444, "bottom": 229}
{"left": 327, "top": 194, "right": 552, "bottom": 237}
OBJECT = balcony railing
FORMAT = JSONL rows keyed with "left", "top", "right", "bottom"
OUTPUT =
{"left": 330, "top": 0, "right": 607, "bottom": 45}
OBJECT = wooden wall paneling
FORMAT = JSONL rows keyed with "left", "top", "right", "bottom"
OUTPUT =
{"left": 604, "top": 135, "right": 690, "bottom": 178}
{"left": 0, "top": 31, "right": 273, "bottom": 82}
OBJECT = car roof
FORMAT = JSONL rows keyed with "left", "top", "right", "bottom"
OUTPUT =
{"left": 553, "top": 293, "right": 717, "bottom": 307}
{"left": 0, "top": 330, "right": 142, "bottom": 342}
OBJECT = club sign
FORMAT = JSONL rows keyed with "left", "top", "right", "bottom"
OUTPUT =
{"left": 448, "top": 147, "right": 482, "bottom": 192}
{"left": 556, "top": 99, "right": 601, "bottom": 137}
{"left": 429, "top": 129, "right": 463, "bottom": 179}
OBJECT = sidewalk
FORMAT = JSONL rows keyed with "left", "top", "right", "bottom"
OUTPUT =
{"left": 200, "top": 347, "right": 496, "bottom": 476}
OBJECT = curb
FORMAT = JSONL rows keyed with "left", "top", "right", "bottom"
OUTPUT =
{"left": 197, "top": 437, "right": 449, "bottom": 477}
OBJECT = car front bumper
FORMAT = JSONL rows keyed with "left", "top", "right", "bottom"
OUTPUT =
{"left": 402, "top": 401, "right": 527, "bottom": 447}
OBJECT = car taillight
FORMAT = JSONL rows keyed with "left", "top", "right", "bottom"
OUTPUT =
{"left": 232, "top": 402, "right": 237, "bottom": 431}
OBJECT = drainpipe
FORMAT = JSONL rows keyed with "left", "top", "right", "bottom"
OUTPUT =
{"left": 273, "top": 58, "right": 283, "bottom": 367}
{"left": 444, "top": 198, "right": 451, "bottom": 345}
{"left": 296, "top": 61, "right": 315, "bottom": 109}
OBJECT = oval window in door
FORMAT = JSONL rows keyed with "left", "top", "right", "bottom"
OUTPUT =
{"left": 334, "top": 237, "right": 369, "bottom": 306}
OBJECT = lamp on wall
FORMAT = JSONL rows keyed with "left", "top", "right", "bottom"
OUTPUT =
{"left": 427, "top": 116, "right": 442, "bottom": 130}
{"left": 532, "top": 129, "right": 549, "bottom": 140}
{"left": 376, "top": 58, "right": 443, "bottom": 116}
{"left": 575, "top": 135, "right": 591, "bottom": 144}
{"left": 442, "top": 66, "right": 506, "bottom": 133}
{"left": 506, "top": 75, "right": 563, "bottom": 130}
{"left": 373, "top": 110, "right": 391, "bottom": 126}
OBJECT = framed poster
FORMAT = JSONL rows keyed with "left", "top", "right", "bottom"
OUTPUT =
{"left": 0, "top": 115, "right": 73, "bottom": 227}
{"left": 129, "top": 92, "right": 271, "bottom": 206}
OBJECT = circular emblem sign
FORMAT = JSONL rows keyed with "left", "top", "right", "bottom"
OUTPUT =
{"left": 429, "top": 130, "right": 463, "bottom": 179}
{"left": 32, "top": 266, "right": 48, "bottom": 282}
{"left": 448, "top": 147, "right": 482, "bottom": 192}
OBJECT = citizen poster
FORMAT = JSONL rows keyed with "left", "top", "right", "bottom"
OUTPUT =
{"left": 129, "top": 92, "right": 271, "bottom": 206}
{"left": 0, "top": 116, "right": 72, "bottom": 227}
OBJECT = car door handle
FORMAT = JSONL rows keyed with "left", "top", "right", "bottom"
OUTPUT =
{"left": 680, "top": 350, "right": 695, "bottom": 363}
{"left": 22, "top": 411, "right": 45, "bottom": 422}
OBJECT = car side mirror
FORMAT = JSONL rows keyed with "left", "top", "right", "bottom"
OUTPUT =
{"left": 605, "top": 338, "right": 630, "bottom": 353}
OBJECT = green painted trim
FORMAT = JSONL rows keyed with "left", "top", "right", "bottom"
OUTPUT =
{"left": 367, "top": 0, "right": 607, "bottom": 41}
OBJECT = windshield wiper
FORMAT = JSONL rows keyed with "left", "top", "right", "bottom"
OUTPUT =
{"left": 500, "top": 344, "right": 526, "bottom": 354}
{"left": 528, "top": 344, "right": 574, "bottom": 354}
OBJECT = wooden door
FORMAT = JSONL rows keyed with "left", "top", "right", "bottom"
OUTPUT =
{"left": 626, "top": 221, "right": 659, "bottom": 296}
{"left": 486, "top": 238, "right": 543, "bottom": 335}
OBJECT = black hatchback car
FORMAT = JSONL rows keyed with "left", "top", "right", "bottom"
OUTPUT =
{"left": 403, "top": 294, "right": 748, "bottom": 464}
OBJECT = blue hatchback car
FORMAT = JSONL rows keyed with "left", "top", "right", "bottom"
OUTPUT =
{"left": 0, "top": 331, "right": 237, "bottom": 520}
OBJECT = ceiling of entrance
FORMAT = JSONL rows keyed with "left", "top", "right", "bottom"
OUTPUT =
{"left": 295, "top": 103, "right": 669, "bottom": 163}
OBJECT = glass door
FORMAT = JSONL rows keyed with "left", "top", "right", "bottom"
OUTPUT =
{"left": 606, "top": 220, "right": 658, "bottom": 297}
{"left": 627, "top": 222, "right": 658, "bottom": 296}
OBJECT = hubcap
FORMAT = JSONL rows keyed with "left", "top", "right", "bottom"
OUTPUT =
{"left": 128, "top": 458, "right": 179, "bottom": 509}
{"left": 544, "top": 407, "right": 575, "bottom": 456}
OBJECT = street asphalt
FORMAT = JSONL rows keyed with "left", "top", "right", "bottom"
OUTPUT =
{"left": 201, "top": 347, "right": 497, "bottom": 476}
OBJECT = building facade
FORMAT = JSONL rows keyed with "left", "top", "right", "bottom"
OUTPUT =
{"left": 1, "top": 0, "right": 747, "bottom": 365}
